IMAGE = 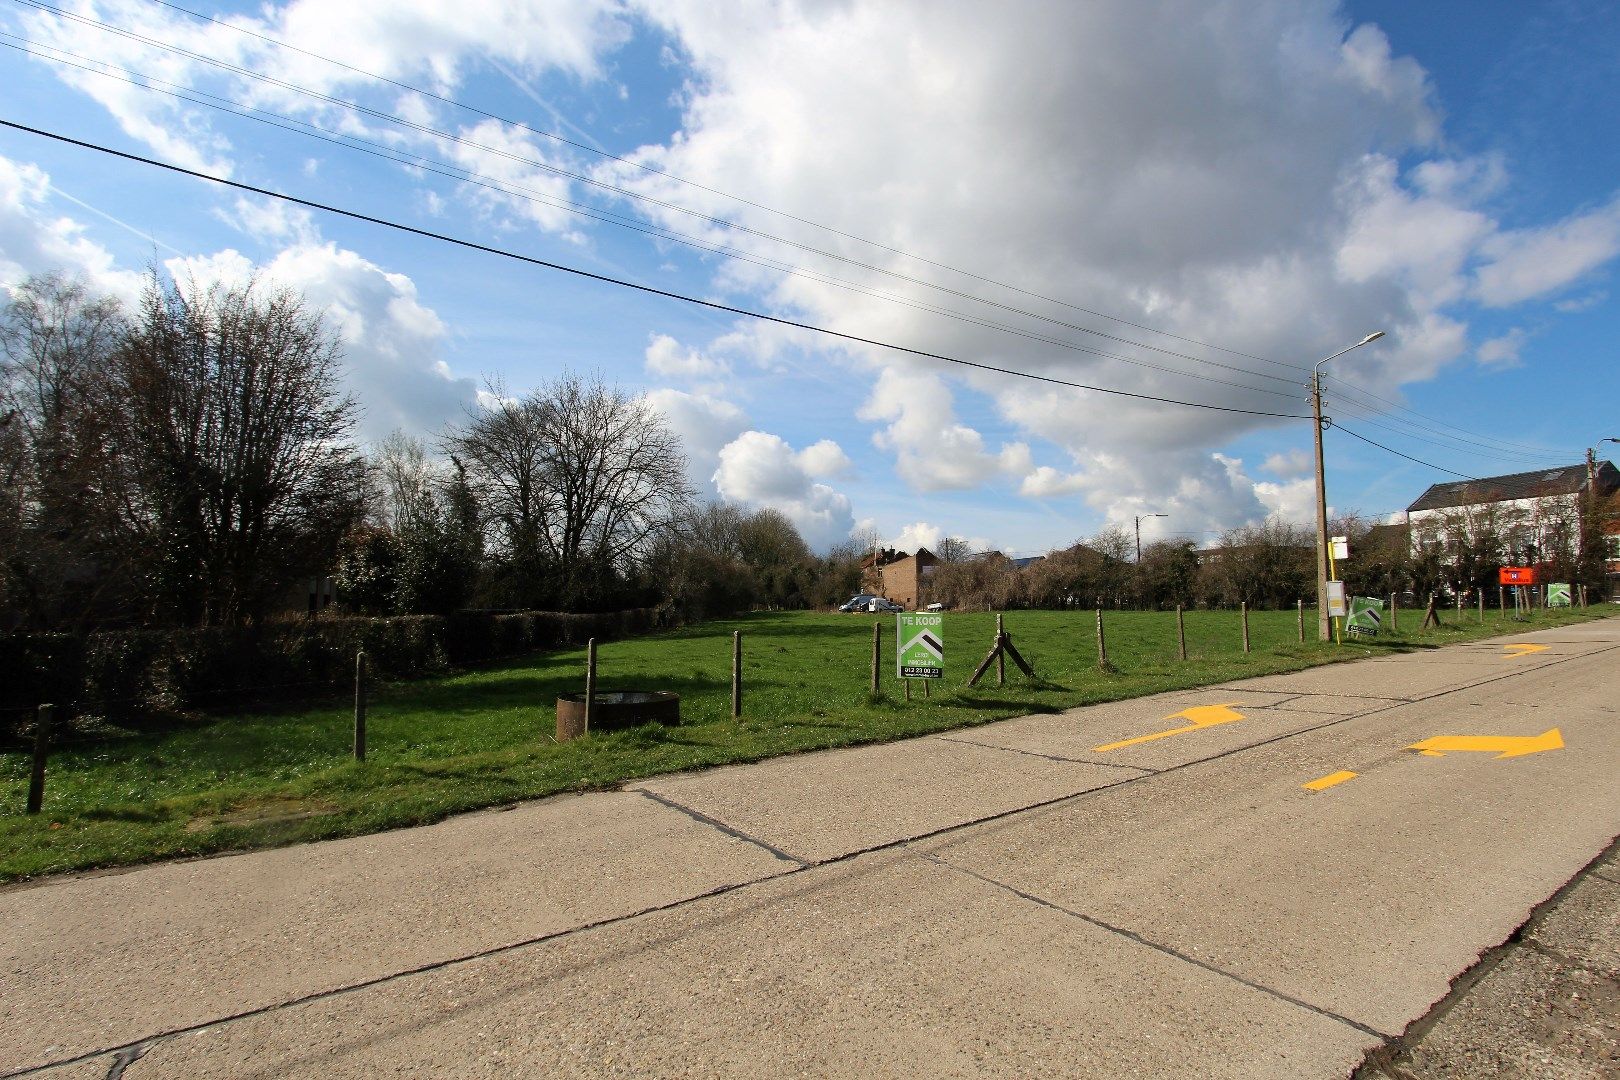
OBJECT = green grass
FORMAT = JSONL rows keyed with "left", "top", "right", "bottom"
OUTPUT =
{"left": 1, "top": 604, "right": 1608, "bottom": 882}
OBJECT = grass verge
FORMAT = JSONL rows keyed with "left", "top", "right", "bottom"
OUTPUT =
{"left": 1, "top": 605, "right": 1609, "bottom": 882}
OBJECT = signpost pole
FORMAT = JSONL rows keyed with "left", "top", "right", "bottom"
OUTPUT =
{"left": 995, "top": 614, "right": 1005, "bottom": 686}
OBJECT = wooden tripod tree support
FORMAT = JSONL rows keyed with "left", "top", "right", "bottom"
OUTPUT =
{"left": 1421, "top": 593, "right": 1442, "bottom": 630}
{"left": 967, "top": 625, "right": 1035, "bottom": 687}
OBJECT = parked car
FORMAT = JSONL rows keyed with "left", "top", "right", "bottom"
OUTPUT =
{"left": 838, "top": 594, "right": 877, "bottom": 612}
{"left": 867, "top": 598, "right": 905, "bottom": 613}
{"left": 924, "top": 602, "right": 944, "bottom": 612}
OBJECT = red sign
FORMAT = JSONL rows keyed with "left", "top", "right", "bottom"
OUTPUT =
{"left": 1499, "top": 566, "right": 1536, "bottom": 585}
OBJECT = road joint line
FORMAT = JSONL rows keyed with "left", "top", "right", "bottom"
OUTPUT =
{"left": 911, "top": 849, "right": 1389, "bottom": 1040}
{"left": 633, "top": 789, "right": 807, "bottom": 865}
{"left": 930, "top": 735, "right": 1156, "bottom": 772}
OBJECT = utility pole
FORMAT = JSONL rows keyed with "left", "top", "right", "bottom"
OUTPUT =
{"left": 1311, "top": 332, "right": 1386, "bottom": 641}
{"left": 1134, "top": 512, "right": 1167, "bottom": 563}
{"left": 1312, "top": 371, "right": 1331, "bottom": 642}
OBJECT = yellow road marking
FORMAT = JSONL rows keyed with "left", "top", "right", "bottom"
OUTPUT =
{"left": 1503, "top": 643, "right": 1549, "bottom": 658}
{"left": 1093, "top": 704, "right": 1244, "bottom": 753}
{"left": 1303, "top": 770, "right": 1358, "bottom": 792}
{"left": 1406, "top": 728, "right": 1564, "bottom": 760}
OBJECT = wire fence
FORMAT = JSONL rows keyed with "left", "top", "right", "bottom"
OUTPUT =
{"left": 0, "top": 598, "right": 1589, "bottom": 821}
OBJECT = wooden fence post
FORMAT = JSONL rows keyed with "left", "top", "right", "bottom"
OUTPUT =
{"left": 353, "top": 650, "right": 367, "bottom": 762}
{"left": 585, "top": 638, "right": 597, "bottom": 734}
{"left": 1176, "top": 604, "right": 1187, "bottom": 661}
{"left": 870, "top": 621, "right": 880, "bottom": 695}
{"left": 26, "top": 704, "right": 52, "bottom": 815}
{"left": 1297, "top": 598, "right": 1304, "bottom": 643}
{"left": 1389, "top": 594, "right": 1399, "bottom": 633}
{"left": 1478, "top": 592, "right": 1484, "bottom": 624}
{"left": 1240, "top": 602, "right": 1250, "bottom": 654}
{"left": 731, "top": 630, "right": 742, "bottom": 720}
{"left": 996, "top": 613, "right": 1005, "bottom": 686}
{"left": 1096, "top": 607, "right": 1108, "bottom": 670}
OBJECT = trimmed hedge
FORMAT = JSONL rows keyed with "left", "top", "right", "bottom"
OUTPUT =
{"left": 0, "top": 607, "right": 663, "bottom": 736}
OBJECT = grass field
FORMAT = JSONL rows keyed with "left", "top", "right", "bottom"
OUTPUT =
{"left": 0, "top": 604, "right": 1607, "bottom": 881}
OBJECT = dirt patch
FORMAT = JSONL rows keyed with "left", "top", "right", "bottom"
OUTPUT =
{"left": 185, "top": 797, "right": 341, "bottom": 834}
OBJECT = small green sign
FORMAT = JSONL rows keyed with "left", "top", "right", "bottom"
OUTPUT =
{"left": 897, "top": 613, "right": 944, "bottom": 679}
{"left": 1548, "top": 582, "right": 1572, "bottom": 608}
{"left": 1346, "top": 596, "right": 1384, "bottom": 637}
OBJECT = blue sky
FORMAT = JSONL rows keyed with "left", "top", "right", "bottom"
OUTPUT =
{"left": 2, "top": 0, "right": 1617, "bottom": 555}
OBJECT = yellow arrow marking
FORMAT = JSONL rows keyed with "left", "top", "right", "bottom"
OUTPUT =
{"left": 1503, "top": 643, "right": 1549, "bottom": 659}
{"left": 1303, "top": 770, "right": 1358, "bottom": 792}
{"left": 1093, "top": 704, "right": 1244, "bottom": 753}
{"left": 1406, "top": 728, "right": 1564, "bottom": 760}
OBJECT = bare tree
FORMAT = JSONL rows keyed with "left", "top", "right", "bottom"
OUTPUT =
{"left": 104, "top": 272, "right": 367, "bottom": 626}
{"left": 0, "top": 273, "right": 127, "bottom": 627}
{"left": 448, "top": 372, "right": 693, "bottom": 608}
{"left": 373, "top": 429, "right": 439, "bottom": 532}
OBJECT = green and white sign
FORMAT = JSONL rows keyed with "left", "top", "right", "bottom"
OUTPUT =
{"left": 1548, "top": 582, "right": 1572, "bottom": 608}
{"left": 897, "top": 613, "right": 944, "bottom": 679}
{"left": 1346, "top": 596, "right": 1384, "bottom": 637}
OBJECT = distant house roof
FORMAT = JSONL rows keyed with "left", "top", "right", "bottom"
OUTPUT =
{"left": 1407, "top": 462, "right": 1619, "bottom": 513}
{"left": 1010, "top": 555, "right": 1045, "bottom": 569}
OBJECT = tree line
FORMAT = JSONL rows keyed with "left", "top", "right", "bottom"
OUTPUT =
{"left": 7, "top": 268, "right": 1606, "bottom": 633}
{"left": 0, "top": 270, "right": 865, "bottom": 632}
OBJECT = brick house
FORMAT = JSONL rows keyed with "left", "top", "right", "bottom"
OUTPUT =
{"left": 860, "top": 547, "right": 938, "bottom": 609}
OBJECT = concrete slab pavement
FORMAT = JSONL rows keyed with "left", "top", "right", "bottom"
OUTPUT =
{"left": 113, "top": 850, "right": 1378, "bottom": 1080}
{"left": 916, "top": 658, "right": 1620, "bottom": 1037}
{"left": 632, "top": 735, "right": 1139, "bottom": 863}
{"left": 5, "top": 618, "right": 1616, "bottom": 1078}
{"left": 0, "top": 791, "right": 794, "bottom": 1073}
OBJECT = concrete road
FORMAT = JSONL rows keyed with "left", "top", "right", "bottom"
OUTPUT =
{"left": 3, "top": 620, "right": 1616, "bottom": 1078}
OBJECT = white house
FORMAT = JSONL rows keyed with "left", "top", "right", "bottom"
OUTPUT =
{"left": 1406, "top": 462, "right": 1618, "bottom": 567}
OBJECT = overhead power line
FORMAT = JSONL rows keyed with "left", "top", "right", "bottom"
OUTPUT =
{"left": 1331, "top": 423, "right": 1477, "bottom": 480}
{"left": 0, "top": 34, "right": 1302, "bottom": 402}
{"left": 139, "top": 0, "right": 1301, "bottom": 373}
{"left": 0, "top": 119, "right": 1314, "bottom": 421}
{"left": 12, "top": 0, "right": 1307, "bottom": 386}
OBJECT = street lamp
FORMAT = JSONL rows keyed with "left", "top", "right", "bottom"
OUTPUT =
{"left": 1312, "top": 331, "right": 1386, "bottom": 641}
{"left": 1134, "top": 513, "right": 1167, "bottom": 562}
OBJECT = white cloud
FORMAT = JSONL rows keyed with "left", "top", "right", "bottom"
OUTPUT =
{"left": 713, "top": 430, "right": 855, "bottom": 550}
{"left": 1476, "top": 329, "right": 1527, "bottom": 369}
{"left": 890, "top": 522, "right": 941, "bottom": 553}
{"left": 644, "top": 387, "right": 749, "bottom": 492}
{"left": 858, "top": 368, "right": 1028, "bottom": 491}
{"left": 165, "top": 242, "right": 475, "bottom": 443}
{"left": 644, "top": 332, "right": 730, "bottom": 380}
{"left": 217, "top": 197, "right": 319, "bottom": 246}
{"left": 796, "top": 438, "right": 851, "bottom": 477}
{"left": 0, "top": 155, "right": 144, "bottom": 303}
{"left": 1020, "top": 466, "right": 1089, "bottom": 499}
{"left": 1262, "top": 448, "right": 1313, "bottom": 478}
{"left": 1473, "top": 195, "right": 1620, "bottom": 307}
